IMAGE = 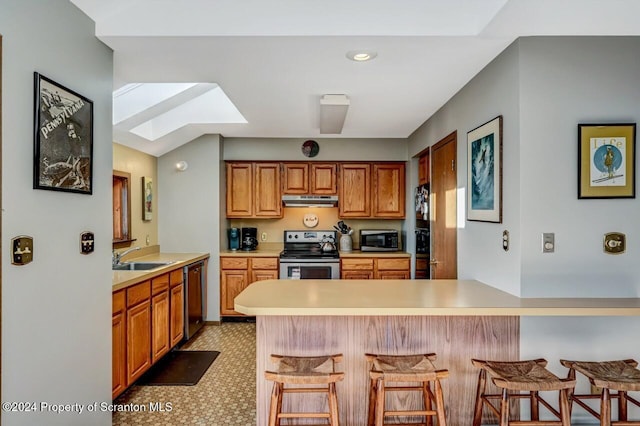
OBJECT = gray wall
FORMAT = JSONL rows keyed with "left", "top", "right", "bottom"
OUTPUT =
{"left": 410, "top": 36, "right": 640, "bottom": 422}
{"left": 1, "top": 1, "right": 113, "bottom": 424}
{"left": 158, "top": 134, "right": 223, "bottom": 321}
{"left": 408, "top": 40, "right": 522, "bottom": 295}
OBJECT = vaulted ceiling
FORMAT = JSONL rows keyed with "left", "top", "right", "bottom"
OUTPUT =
{"left": 71, "top": 0, "right": 640, "bottom": 156}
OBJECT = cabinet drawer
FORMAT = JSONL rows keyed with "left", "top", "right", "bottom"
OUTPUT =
{"left": 151, "top": 273, "right": 170, "bottom": 295}
{"left": 127, "top": 280, "right": 151, "bottom": 308}
{"left": 341, "top": 258, "right": 374, "bottom": 270}
{"left": 113, "top": 290, "right": 126, "bottom": 314}
{"left": 251, "top": 257, "right": 278, "bottom": 270}
{"left": 377, "top": 258, "right": 410, "bottom": 271}
{"left": 221, "top": 257, "right": 249, "bottom": 270}
{"left": 170, "top": 269, "right": 183, "bottom": 287}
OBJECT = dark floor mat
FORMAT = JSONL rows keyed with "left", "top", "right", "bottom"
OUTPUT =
{"left": 138, "top": 351, "right": 220, "bottom": 386}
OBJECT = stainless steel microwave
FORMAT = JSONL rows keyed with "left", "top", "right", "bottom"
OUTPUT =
{"left": 359, "top": 229, "right": 399, "bottom": 252}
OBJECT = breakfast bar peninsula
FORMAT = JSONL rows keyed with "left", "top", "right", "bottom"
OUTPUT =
{"left": 235, "top": 279, "right": 640, "bottom": 425}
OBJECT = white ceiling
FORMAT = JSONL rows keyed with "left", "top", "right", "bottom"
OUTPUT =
{"left": 70, "top": 0, "right": 640, "bottom": 156}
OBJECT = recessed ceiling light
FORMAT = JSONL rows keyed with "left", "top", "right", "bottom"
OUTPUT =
{"left": 346, "top": 50, "right": 377, "bottom": 62}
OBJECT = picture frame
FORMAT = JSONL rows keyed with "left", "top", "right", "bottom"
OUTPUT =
{"left": 578, "top": 123, "right": 636, "bottom": 199}
{"left": 467, "top": 115, "right": 503, "bottom": 223}
{"left": 143, "top": 176, "right": 153, "bottom": 221}
{"left": 33, "top": 72, "right": 93, "bottom": 194}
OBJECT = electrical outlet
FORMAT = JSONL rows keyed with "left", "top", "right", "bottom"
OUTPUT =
{"left": 261, "top": 232, "right": 267, "bottom": 242}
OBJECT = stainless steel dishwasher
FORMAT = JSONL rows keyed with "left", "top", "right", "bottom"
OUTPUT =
{"left": 184, "top": 260, "right": 205, "bottom": 340}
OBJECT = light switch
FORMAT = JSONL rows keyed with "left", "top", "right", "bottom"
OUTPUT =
{"left": 11, "top": 236, "right": 34, "bottom": 265}
{"left": 502, "top": 230, "right": 509, "bottom": 251}
{"left": 542, "top": 233, "right": 555, "bottom": 253}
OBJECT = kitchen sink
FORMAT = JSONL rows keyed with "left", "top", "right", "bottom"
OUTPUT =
{"left": 112, "top": 261, "right": 175, "bottom": 271}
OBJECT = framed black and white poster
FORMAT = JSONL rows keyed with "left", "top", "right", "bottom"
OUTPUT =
{"left": 33, "top": 72, "right": 93, "bottom": 194}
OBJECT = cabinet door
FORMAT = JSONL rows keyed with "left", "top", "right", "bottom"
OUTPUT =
{"left": 112, "top": 310, "right": 126, "bottom": 399}
{"left": 151, "top": 291, "right": 170, "bottom": 363}
{"left": 372, "top": 163, "right": 405, "bottom": 218}
{"left": 377, "top": 270, "right": 411, "bottom": 280}
{"left": 339, "top": 163, "right": 371, "bottom": 218}
{"left": 342, "top": 270, "right": 374, "bottom": 280}
{"left": 251, "top": 269, "right": 278, "bottom": 283}
{"left": 418, "top": 153, "right": 430, "bottom": 185}
{"left": 127, "top": 300, "right": 151, "bottom": 385}
{"left": 283, "top": 163, "right": 309, "bottom": 194}
{"left": 221, "top": 270, "right": 248, "bottom": 315}
{"left": 226, "top": 162, "right": 253, "bottom": 217}
{"left": 254, "top": 163, "right": 282, "bottom": 217}
{"left": 310, "top": 163, "right": 337, "bottom": 195}
{"left": 170, "top": 283, "right": 184, "bottom": 347}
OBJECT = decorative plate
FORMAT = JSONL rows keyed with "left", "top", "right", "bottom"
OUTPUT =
{"left": 303, "top": 213, "right": 319, "bottom": 228}
{"left": 302, "top": 140, "right": 319, "bottom": 158}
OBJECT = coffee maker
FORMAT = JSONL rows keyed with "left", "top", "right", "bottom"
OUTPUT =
{"left": 228, "top": 227, "right": 240, "bottom": 251}
{"left": 241, "top": 227, "right": 258, "bottom": 251}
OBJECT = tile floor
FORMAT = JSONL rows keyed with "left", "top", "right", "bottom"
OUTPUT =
{"left": 113, "top": 322, "right": 257, "bottom": 425}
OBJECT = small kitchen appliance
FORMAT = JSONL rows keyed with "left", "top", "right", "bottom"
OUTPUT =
{"left": 228, "top": 227, "right": 240, "bottom": 251}
{"left": 359, "top": 229, "right": 400, "bottom": 252}
{"left": 241, "top": 227, "right": 259, "bottom": 251}
{"left": 279, "top": 230, "right": 339, "bottom": 279}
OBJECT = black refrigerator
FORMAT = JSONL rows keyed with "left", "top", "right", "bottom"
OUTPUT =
{"left": 415, "top": 184, "right": 430, "bottom": 279}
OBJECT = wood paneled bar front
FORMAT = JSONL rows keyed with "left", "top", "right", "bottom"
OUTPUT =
{"left": 235, "top": 279, "right": 640, "bottom": 425}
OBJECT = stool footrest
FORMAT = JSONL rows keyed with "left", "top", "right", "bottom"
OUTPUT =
{"left": 509, "top": 422, "right": 564, "bottom": 426}
{"left": 282, "top": 387, "right": 330, "bottom": 393}
{"left": 278, "top": 412, "right": 330, "bottom": 419}
{"left": 385, "top": 410, "right": 437, "bottom": 416}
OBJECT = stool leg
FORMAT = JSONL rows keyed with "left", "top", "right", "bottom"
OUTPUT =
{"left": 375, "top": 378, "right": 385, "bottom": 426}
{"left": 368, "top": 378, "right": 377, "bottom": 426}
{"left": 499, "top": 388, "right": 510, "bottom": 426}
{"left": 601, "top": 388, "right": 611, "bottom": 426}
{"left": 619, "top": 390, "right": 628, "bottom": 421}
{"left": 328, "top": 382, "right": 340, "bottom": 426}
{"left": 473, "top": 369, "right": 486, "bottom": 426}
{"left": 268, "top": 382, "right": 281, "bottom": 426}
{"left": 434, "top": 378, "right": 447, "bottom": 426}
{"left": 559, "top": 388, "right": 571, "bottom": 426}
{"left": 566, "top": 368, "right": 576, "bottom": 419}
{"left": 423, "top": 380, "right": 433, "bottom": 426}
{"left": 530, "top": 391, "right": 539, "bottom": 421}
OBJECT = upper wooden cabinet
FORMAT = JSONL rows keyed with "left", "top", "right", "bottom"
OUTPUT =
{"left": 339, "top": 162, "right": 405, "bottom": 219}
{"left": 418, "top": 152, "right": 430, "bottom": 185}
{"left": 226, "top": 162, "right": 282, "bottom": 218}
{"left": 372, "top": 163, "right": 405, "bottom": 219}
{"left": 283, "top": 162, "right": 337, "bottom": 195}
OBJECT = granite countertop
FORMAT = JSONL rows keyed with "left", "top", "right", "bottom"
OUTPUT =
{"left": 234, "top": 279, "right": 640, "bottom": 316}
{"left": 112, "top": 252, "right": 209, "bottom": 291}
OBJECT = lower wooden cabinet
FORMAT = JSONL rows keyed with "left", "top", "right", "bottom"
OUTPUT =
{"left": 113, "top": 266, "right": 190, "bottom": 399}
{"left": 112, "top": 290, "right": 126, "bottom": 399}
{"left": 221, "top": 256, "right": 278, "bottom": 316}
{"left": 341, "top": 257, "right": 410, "bottom": 279}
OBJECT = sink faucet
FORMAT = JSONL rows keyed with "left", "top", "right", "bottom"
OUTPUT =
{"left": 113, "top": 246, "right": 141, "bottom": 266}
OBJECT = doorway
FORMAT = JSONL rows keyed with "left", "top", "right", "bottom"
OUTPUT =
{"left": 430, "top": 131, "right": 457, "bottom": 279}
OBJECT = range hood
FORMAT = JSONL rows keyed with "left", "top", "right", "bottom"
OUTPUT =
{"left": 282, "top": 195, "right": 338, "bottom": 207}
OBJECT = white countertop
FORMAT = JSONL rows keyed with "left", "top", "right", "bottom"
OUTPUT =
{"left": 234, "top": 279, "right": 640, "bottom": 316}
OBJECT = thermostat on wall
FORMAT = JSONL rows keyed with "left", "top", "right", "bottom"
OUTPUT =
{"left": 303, "top": 213, "right": 319, "bottom": 228}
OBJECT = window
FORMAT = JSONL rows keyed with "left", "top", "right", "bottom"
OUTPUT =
{"left": 113, "top": 170, "right": 134, "bottom": 248}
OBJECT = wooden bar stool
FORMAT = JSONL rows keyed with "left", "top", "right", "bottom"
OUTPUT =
{"left": 366, "top": 353, "right": 449, "bottom": 426}
{"left": 265, "top": 354, "right": 344, "bottom": 426}
{"left": 471, "top": 358, "right": 575, "bottom": 426}
{"left": 560, "top": 359, "right": 640, "bottom": 426}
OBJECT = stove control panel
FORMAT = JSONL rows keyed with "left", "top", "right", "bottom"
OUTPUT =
{"left": 284, "top": 230, "right": 337, "bottom": 243}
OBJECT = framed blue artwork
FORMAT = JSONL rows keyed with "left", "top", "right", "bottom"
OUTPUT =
{"left": 467, "top": 115, "right": 502, "bottom": 223}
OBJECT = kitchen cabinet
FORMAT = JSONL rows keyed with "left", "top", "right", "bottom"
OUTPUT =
{"left": 169, "top": 269, "right": 184, "bottom": 347}
{"left": 418, "top": 151, "right": 430, "bottom": 185}
{"left": 339, "top": 162, "right": 405, "bottom": 219}
{"left": 226, "top": 162, "right": 282, "bottom": 218}
{"left": 126, "top": 280, "right": 151, "bottom": 386}
{"left": 341, "top": 257, "right": 410, "bottom": 279}
{"left": 283, "top": 162, "right": 337, "bottom": 195}
{"left": 151, "top": 274, "right": 170, "bottom": 364}
{"left": 220, "top": 256, "right": 278, "bottom": 316}
{"left": 112, "top": 290, "right": 126, "bottom": 399}
{"left": 338, "top": 163, "right": 371, "bottom": 217}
